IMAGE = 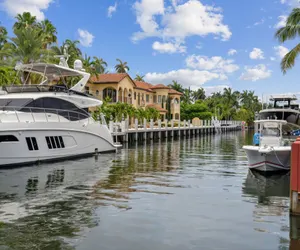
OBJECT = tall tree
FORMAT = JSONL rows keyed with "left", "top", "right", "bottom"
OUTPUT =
{"left": 1, "top": 27, "right": 50, "bottom": 84}
{"left": 115, "top": 59, "right": 129, "bottom": 73}
{"left": 275, "top": 8, "right": 300, "bottom": 73}
{"left": 38, "top": 19, "right": 57, "bottom": 48}
{"left": 92, "top": 56, "right": 107, "bottom": 74}
{"left": 192, "top": 88, "right": 206, "bottom": 101}
{"left": 13, "top": 12, "right": 37, "bottom": 30}
{"left": 168, "top": 80, "right": 184, "bottom": 93}
{"left": 134, "top": 74, "right": 145, "bottom": 81}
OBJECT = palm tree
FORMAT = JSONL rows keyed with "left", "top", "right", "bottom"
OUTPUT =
{"left": 134, "top": 74, "right": 145, "bottom": 81}
{"left": 275, "top": 8, "right": 300, "bottom": 73}
{"left": 13, "top": 12, "right": 37, "bottom": 30}
{"left": 1, "top": 27, "right": 50, "bottom": 84}
{"left": 82, "top": 54, "right": 97, "bottom": 76}
{"left": 168, "top": 80, "right": 184, "bottom": 93}
{"left": 38, "top": 19, "right": 57, "bottom": 48}
{"left": 51, "top": 39, "right": 81, "bottom": 67}
{"left": 92, "top": 56, "right": 107, "bottom": 74}
{"left": 115, "top": 58, "right": 129, "bottom": 73}
{"left": 192, "top": 88, "right": 206, "bottom": 101}
{"left": 182, "top": 87, "right": 192, "bottom": 104}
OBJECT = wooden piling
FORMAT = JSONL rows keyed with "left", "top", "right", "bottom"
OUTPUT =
{"left": 290, "top": 137, "right": 300, "bottom": 215}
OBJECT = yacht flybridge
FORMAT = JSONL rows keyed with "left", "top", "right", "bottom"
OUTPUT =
{"left": 259, "top": 94, "right": 300, "bottom": 133}
{"left": 0, "top": 54, "right": 121, "bottom": 168}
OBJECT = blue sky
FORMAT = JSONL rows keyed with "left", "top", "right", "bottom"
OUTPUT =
{"left": 0, "top": 0, "right": 300, "bottom": 100}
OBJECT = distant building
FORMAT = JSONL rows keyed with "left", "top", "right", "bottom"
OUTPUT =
{"left": 87, "top": 73, "right": 182, "bottom": 120}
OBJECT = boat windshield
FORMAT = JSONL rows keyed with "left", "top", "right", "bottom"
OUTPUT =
{"left": 261, "top": 127, "right": 280, "bottom": 137}
{"left": 0, "top": 98, "right": 33, "bottom": 110}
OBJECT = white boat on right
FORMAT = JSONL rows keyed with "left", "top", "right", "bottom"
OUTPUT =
{"left": 242, "top": 119, "right": 291, "bottom": 173}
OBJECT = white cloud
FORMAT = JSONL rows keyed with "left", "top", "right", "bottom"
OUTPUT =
{"left": 274, "top": 45, "right": 289, "bottom": 59}
{"left": 132, "top": 0, "right": 231, "bottom": 43}
{"left": 1, "top": 0, "right": 54, "bottom": 20}
{"left": 228, "top": 49, "right": 237, "bottom": 56}
{"left": 204, "top": 85, "right": 229, "bottom": 96}
{"left": 280, "top": 0, "right": 300, "bottom": 7}
{"left": 249, "top": 48, "right": 265, "bottom": 60}
{"left": 77, "top": 29, "right": 95, "bottom": 47}
{"left": 152, "top": 41, "right": 186, "bottom": 53}
{"left": 254, "top": 18, "right": 265, "bottom": 26}
{"left": 270, "top": 57, "right": 276, "bottom": 61}
{"left": 145, "top": 69, "right": 223, "bottom": 89}
{"left": 239, "top": 64, "right": 271, "bottom": 81}
{"left": 132, "top": 0, "right": 164, "bottom": 41}
{"left": 162, "top": 0, "right": 231, "bottom": 41}
{"left": 108, "top": 2, "right": 117, "bottom": 18}
{"left": 185, "top": 55, "right": 239, "bottom": 73}
{"left": 274, "top": 15, "right": 287, "bottom": 29}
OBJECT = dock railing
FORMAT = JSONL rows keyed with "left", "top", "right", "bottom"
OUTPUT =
{"left": 109, "top": 118, "right": 243, "bottom": 134}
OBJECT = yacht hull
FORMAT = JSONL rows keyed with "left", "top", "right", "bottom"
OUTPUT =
{"left": 0, "top": 121, "right": 119, "bottom": 168}
{"left": 242, "top": 145, "right": 291, "bottom": 172}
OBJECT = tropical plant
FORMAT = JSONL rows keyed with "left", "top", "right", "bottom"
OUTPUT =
{"left": 192, "top": 88, "right": 206, "bottom": 101}
{"left": 38, "top": 19, "right": 57, "bottom": 48}
{"left": 134, "top": 74, "right": 145, "bottom": 81}
{"left": 115, "top": 58, "right": 129, "bottom": 73}
{"left": 92, "top": 56, "right": 107, "bottom": 74}
{"left": 168, "top": 80, "right": 184, "bottom": 93}
{"left": 275, "top": 8, "right": 300, "bottom": 73}
{"left": 13, "top": 12, "right": 37, "bottom": 30}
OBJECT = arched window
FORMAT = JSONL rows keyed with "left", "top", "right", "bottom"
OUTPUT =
{"left": 103, "top": 88, "right": 117, "bottom": 102}
{"left": 174, "top": 98, "right": 179, "bottom": 104}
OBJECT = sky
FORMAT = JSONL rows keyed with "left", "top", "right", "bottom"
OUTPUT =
{"left": 0, "top": 0, "right": 300, "bottom": 101}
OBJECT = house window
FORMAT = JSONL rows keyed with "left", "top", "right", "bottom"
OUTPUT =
{"left": 103, "top": 88, "right": 117, "bottom": 102}
{"left": 134, "top": 92, "right": 136, "bottom": 100}
{"left": 146, "top": 94, "right": 149, "bottom": 102}
{"left": 85, "top": 87, "right": 89, "bottom": 94}
{"left": 96, "top": 90, "right": 99, "bottom": 96}
{"left": 158, "top": 95, "right": 162, "bottom": 103}
{"left": 26, "top": 137, "right": 39, "bottom": 151}
{"left": 153, "top": 95, "right": 157, "bottom": 103}
{"left": 174, "top": 98, "right": 179, "bottom": 104}
{"left": 142, "top": 94, "right": 144, "bottom": 101}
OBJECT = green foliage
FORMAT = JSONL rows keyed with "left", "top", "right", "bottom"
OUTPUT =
{"left": 115, "top": 58, "right": 129, "bottom": 73}
{"left": 92, "top": 101, "right": 160, "bottom": 123}
{"left": 180, "top": 100, "right": 212, "bottom": 121}
{"left": 275, "top": 7, "right": 300, "bottom": 73}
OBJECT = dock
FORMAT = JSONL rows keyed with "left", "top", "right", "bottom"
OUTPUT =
{"left": 108, "top": 118, "right": 243, "bottom": 143}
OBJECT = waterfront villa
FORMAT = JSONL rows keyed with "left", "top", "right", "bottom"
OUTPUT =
{"left": 87, "top": 73, "right": 182, "bottom": 120}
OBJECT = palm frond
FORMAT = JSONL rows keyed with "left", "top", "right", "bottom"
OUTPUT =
{"left": 281, "top": 43, "right": 300, "bottom": 74}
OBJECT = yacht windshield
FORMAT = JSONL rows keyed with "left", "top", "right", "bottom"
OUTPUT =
{"left": 0, "top": 98, "right": 33, "bottom": 111}
{"left": 261, "top": 127, "right": 280, "bottom": 137}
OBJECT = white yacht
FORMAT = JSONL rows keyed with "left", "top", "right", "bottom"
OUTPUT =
{"left": 259, "top": 94, "right": 300, "bottom": 133}
{"left": 242, "top": 120, "right": 291, "bottom": 172}
{"left": 0, "top": 54, "right": 120, "bottom": 168}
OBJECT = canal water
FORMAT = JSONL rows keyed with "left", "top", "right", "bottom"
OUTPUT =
{"left": 0, "top": 131, "right": 292, "bottom": 250}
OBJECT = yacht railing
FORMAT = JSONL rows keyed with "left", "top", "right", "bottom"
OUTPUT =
{"left": 0, "top": 106, "right": 96, "bottom": 124}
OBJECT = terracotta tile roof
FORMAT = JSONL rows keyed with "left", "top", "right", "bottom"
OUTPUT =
{"left": 168, "top": 88, "right": 183, "bottom": 96}
{"left": 146, "top": 104, "right": 168, "bottom": 112}
{"left": 150, "top": 84, "right": 170, "bottom": 89}
{"left": 90, "top": 73, "right": 129, "bottom": 83}
{"left": 134, "top": 81, "right": 154, "bottom": 92}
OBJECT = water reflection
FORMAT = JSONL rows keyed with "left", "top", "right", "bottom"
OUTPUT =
{"left": 0, "top": 132, "right": 294, "bottom": 250}
{"left": 242, "top": 170, "right": 290, "bottom": 249}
